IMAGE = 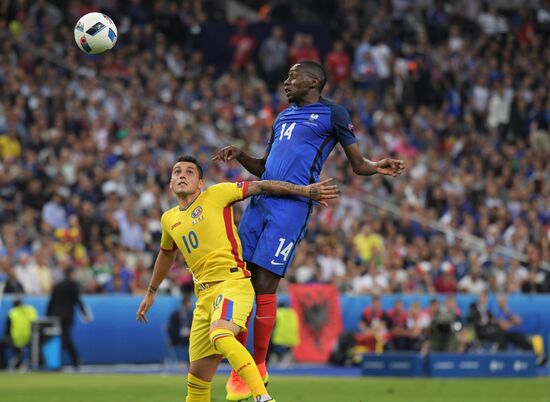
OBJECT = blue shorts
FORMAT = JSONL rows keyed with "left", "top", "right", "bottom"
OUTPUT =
{"left": 238, "top": 196, "right": 313, "bottom": 277}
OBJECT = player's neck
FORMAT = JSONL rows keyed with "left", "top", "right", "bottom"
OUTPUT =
{"left": 295, "top": 93, "right": 321, "bottom": 107}
{"left": 177, "top": 190, "right": 201, "bottom": 210}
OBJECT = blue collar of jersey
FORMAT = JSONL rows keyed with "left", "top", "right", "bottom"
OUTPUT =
{"left": 290, "top": 96, "right": 324, "bottom": 108}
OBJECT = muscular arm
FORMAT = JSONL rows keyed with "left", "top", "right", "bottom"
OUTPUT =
{"left": 213, "top": 143, "right": 272, "bottom": 177}
{"left": 137, "top": 248, "right": 177, "bottom": 323}
{"left": 147, "top": 249, "right": 177, "bottom": 292}
{"left": 236, "top": 150, "right": 267, "bottom": 177}
{"left": 343, "top": 143, "right": 405, "bottom": 177}
{"left": 245, "top": 179, "right": 339, "bottom": 205}
{"left": 246, "top": 180, "right": 311, "bottom": 198}
{"left": 343, "top": 143, "right": 378, "bottom": 176}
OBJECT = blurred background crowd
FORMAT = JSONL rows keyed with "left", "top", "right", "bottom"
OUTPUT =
{"left": 0, "top": 0, "right": 549, "bottom": 298}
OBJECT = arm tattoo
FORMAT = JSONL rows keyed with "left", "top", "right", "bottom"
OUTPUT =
{"left": 309, "top": 186, "right": 319, "bottom": 199}
{"left": 257, "top": 180, "right": 304, "bottom": 196}
{"left": 278, "top": 181, "right": 299, "bottom": 192}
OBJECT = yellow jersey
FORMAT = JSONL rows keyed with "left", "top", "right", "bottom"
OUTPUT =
{"left": 160, "top": 182, "right": 251, "bottom": 283}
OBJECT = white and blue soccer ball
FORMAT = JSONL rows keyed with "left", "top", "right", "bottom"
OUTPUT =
{"left": 74, "top": 12, "right": 117, "bottom": 55}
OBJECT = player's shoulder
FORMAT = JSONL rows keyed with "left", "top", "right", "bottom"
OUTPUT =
{"left": 320, "top": 97, "right": 350, "bottom": 115}
{"left": 319, "top": 96, "right": 340, "bottom": 107}
{"left": 205, "top": 182, "right": 234, "bottom": 192}
{"left": 161, "top": 205, "right": 180, "bottom": 222}
{"left": 203, "top": 182, "right": 241, "bottom": 197}
{"left": 320, "top": 98, "right": 352, "bottom": 125}
{"left": 276, "top": 105, "right": 294, "bottom": 119}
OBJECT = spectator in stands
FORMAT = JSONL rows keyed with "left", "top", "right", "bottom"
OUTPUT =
{"left": 41, "top": 192, "right": 68, "bottom": 230}
{"left": 289, "top": 33, "right": 320, "bottom": 65}
{"left": 14, "top": 253, "right": 40, "bottom": 295}
{"left": 325, "top": 40, "right": 351, "bottom": 85}
{"left": 316, "top": 242, "right": 346, "bottom": 285}
{"left": 259, "top": 26, "right": 288, "bottom": 92}
{"left": 521, "top": 268, "right": 547, "bottom": 294}
{"left": 434, "top": 261, "right": 458, "bottom": 294}
{"left": 356, "top": 295, "right": 390, "bottom": 352}
{"left": 33, "top": 250, "right": 53, "bottom": 295}
{"left": 386, "top": 299, "right": 409, "bottom": 350}
{"left": 229, "top": 19, "right": 255, "bottom": 69}
{"left": 2, "top": 266, "right": 24, "bottom": 294}
{"left": 458, "top": 260, "right": 488, "bottom": 295}
{"left": 353, "top": 222, "right": 384, "bottom": 265}
{"left": 406, "top": 301, "right": 431, "bottom": 352}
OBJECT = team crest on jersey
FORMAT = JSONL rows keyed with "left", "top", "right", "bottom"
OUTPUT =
{"left": 191, "top": 206, "right": 203, "bottom": 219}
{"left": 309, "top": 113, "right": 319, "bottom": 120}
{"left": 191, "top": 206, "right": 204, "bottom": 225}
{"left": 192, "top": 216, "right": 204, "bottom": 225}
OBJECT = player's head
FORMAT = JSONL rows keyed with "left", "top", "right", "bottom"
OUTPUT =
{"left": 284, "top": 61, "right": 327, "bottom": 103}
{"left": 170, "top": 155, "right": 204, "bottom": 197}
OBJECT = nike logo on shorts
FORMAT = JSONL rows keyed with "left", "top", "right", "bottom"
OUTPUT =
{"left": 270, "top": 260, "right": 285, "bottom": 265}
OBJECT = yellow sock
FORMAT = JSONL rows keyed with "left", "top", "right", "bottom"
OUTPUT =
{"left": 185, "top": 372, "right": 211, "bottom": 402}
{"left": 209, "top": 328, "right": 267, "bottom": 397}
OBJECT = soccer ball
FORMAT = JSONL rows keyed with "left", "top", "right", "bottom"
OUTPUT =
{"left": 74, "top": 12, "right": 117, "bottom": 55}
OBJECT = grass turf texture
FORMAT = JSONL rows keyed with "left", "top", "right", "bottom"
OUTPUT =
{"left": 1, "top": 373, "right": 549, "bottom": 402}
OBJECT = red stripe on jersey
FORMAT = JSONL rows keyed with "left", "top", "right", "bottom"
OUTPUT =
{"left": 223, "top": 206, "right": 251, "bottom": 277}
{"left": 242, "top": 181, "right": 249, "bottom": 198}
{"left": 220, "top": 298, "right": 229, "bottom": 321}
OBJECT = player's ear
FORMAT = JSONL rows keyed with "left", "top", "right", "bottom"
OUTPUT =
{"left": 198, "top": 178, "right": 205, "bottom": 189}
{"left": 309, "top": 77, "right": 319, "bottom": 90}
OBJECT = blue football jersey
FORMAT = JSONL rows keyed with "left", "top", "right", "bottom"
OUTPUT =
{"left": 262, "top": 97, "right": 357, "bottom": 187}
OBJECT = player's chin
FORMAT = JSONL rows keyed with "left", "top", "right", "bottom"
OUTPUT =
{"left": 174, "top": 187, "right": 189, "bottom": 196}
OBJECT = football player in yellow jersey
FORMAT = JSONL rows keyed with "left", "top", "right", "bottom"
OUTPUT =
{"left": 136, "top": 155, "right": 338, "bottom": 402}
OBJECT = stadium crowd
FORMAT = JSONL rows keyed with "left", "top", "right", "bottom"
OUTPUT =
{"left": 0, "top": 0, "right": 549, "bottom": 298}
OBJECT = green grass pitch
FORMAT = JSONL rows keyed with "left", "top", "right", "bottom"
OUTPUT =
{"left": 1, "top": 373, "right": 550, "bottom": 402}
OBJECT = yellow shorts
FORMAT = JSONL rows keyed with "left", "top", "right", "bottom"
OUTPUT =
{"left": 189, "top": 278, "right": 254, "bottom": 362}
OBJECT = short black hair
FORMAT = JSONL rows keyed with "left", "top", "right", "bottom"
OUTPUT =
{"left": 176, "top": 155, "right": 203, "bottom": 179}
{"left": 297, "top": 60, "right": 327, "bottom": 92}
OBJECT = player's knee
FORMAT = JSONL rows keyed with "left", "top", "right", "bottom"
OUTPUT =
{"left": 210, "top": 319, "right": 240, "bottom": 335}
{"left": 208, "top": 327, "right": 234, "bottom": 350}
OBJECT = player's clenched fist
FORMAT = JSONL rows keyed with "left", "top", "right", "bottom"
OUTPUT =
{"left": 212, "top": 145, "right": 242, "bottom": 162}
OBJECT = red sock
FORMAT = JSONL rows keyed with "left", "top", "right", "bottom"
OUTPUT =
{"left": 235, "top": 313, "right": 251, "bottom": 347}
{"left": 253, "top": 294, "right": 277, "bottom": 364}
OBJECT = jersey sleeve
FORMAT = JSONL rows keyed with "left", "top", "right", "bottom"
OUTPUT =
{"left": 264, "top": 124, "right": 276, "bottom": 158}
{"left": 207, "top": 182, "right": 249, "bottom": 206}
{"left": 160, "top": 211, "right": 178, "bottom": 252}
{"left": 330, "top": 104, "right": 357, "bottom": 147}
